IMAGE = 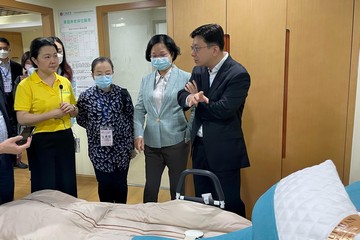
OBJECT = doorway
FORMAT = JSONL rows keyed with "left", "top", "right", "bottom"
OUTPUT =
{"left": 97, "top": 1, "right": 168, "bottom": 188}
{"left": 0, "top": 3, "right": 54, "bottom": 59}
{"left": 0, "top": 2, "right": 54, "bottom": 37}
{"left": 108, "top": 7, "right": 168, "bottom": 188}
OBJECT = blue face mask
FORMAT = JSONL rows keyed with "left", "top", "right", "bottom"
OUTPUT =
{"left": 151, "top": 57, "right": 171, "bottom": 71}
{"left": 94, "top": 75, "right": 112, "bottom": 89}
{"left": 27, "top": 67, "right": 36, "bottom": 76}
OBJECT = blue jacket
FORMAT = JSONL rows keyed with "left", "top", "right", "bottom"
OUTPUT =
{"left": 134, "top": 65, "right": 191, "bottom": 148}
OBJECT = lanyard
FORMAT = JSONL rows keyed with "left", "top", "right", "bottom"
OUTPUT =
{"left": 0, "top": 66, "right": 10, "bottom": 80}
{"left": 97, "top": 90, "right": 112, "bottom": 123}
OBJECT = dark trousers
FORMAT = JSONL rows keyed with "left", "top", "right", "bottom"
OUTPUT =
{"left": 0, "top": 154, "right": 14, "bottom": 204}
{"left": 27, "top": 129, "right": 77, "bottom": 197}
{"left": 94, "top": 167, "right": 129, "bottom": 203}
{"left": 192, "top": 137, "right": 246, "bottom": 217}
{"left": 144, "top": 141, "right": 190, "bottom": 202}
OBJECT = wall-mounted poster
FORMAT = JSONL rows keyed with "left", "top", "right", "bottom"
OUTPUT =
{"left": 58, "top": 9, "right": 99, "bottom": 97}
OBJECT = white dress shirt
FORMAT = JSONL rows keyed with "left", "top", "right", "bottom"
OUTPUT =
{"left": 153, "top": 68, "right": 171, "bottom": 113}
{"left": 196, "top": 52, "right": 229, "bottom": 137}
{"left": 0, "top": 110, "right": 8, "bottom": 143}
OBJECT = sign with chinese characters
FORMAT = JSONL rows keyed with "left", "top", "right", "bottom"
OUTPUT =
{"left": 58, "top": 9, "right": 99, "bottom": 97}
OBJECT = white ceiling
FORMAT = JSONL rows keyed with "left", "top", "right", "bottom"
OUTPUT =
{"left": 0, "top": 8, "right": 42, "bottom": 32}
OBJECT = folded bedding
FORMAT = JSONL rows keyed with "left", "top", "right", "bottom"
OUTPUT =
{"left": 0, "top": 190, "right": 251, "bottom": 240}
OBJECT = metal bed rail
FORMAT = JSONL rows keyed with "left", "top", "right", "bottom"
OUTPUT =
{"left": 175, "top": 169, "right": 225, "bottom": 209}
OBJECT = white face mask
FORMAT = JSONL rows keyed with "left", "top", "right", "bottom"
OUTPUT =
{"left": 27, "top": 67, "right": 36, "bottom": 76}
{"left": 25, "top": 64, "right": 32, "bottom": 71}
{"left": 0, "top": 49, "right": 9, "bottom": 59}
{"left": 57, "top": 53, "right": 63, "bottom": 65}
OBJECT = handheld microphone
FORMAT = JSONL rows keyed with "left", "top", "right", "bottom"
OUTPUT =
{"left": 59, "top": 84, "right": 63, "bottom": 103}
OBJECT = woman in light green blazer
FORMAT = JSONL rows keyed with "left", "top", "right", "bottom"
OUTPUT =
{"left": 134, "top": 34, "right": 191, "bottom": 202}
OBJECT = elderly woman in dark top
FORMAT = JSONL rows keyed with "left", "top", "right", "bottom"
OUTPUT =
{"left": 76, "top": 57, "right": 134, "bottom": 203}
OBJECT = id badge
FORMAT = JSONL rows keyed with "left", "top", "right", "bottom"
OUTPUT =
{"left": 74, "top": 138, "right": 80, "bottom": 153}
{"left": 4, "top": 80, "right": 11, "bottom": 93}
{"left": 100, "top": 126, "right": 113, "bottom": 146}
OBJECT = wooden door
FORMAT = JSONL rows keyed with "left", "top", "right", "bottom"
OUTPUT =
{"left": 168, "top": 0, "right": 227, "bottom": 73}
{"left": 227, "top": 0, "right": 287, "bottom": 217}
{"left": 283, "top": 0, "right": 354, "bottom": 178}
{"left": 0, "top": 31, "right": 23, "bottom": 63}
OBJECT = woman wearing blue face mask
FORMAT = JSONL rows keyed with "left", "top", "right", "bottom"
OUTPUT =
{"left": 134, "top": 34, "right": 193, "bottom": 203}
{"left": 76, "top": 57, "right": 134, "bottom": 203}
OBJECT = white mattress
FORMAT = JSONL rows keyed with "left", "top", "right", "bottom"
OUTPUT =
{"left": 0, "top": 190, "right": 251, "bottom": 240}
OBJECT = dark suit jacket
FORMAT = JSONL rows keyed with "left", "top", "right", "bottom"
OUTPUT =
{"left": 0, "top": 60, "right": 23, "bottom": 132}
{"left": 178, "top": 56, "right": 250, "bottom": 171}
{"left": 0, "top": 88, "right": 15, "bottom": 137}
{"left": 0, "top": 80, "right": 17, "bottom": 160}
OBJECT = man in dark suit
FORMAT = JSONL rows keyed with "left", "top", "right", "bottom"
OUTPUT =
{"left": 177, "top": 24, "right": 250, "bottom": 217}
{"left": 0, "top": 85, "right": 31, "bottom": 204}
{"left": 0, "top": 37, "right": 28, "bottom": 169}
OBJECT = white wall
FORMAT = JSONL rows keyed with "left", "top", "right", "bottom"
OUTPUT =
{"left": 108, "top": 8, "right": 166, "bottom": 102}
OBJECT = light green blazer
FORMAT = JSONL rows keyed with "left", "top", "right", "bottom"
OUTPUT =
{"left": 134, "top": 65, "right": 191, "bottom": 148}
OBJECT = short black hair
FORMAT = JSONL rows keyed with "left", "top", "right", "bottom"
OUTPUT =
{"left": 29, "top": 37, "right": 58, "bottom": 68}
{"left": 190, "top": 24, "right": 224, "bottom": 51}
{"left": 91, "top": 57, "right": 114, "bottom": 73}
{"left": 145, "top": 34, "right": 180, "bottom": 62}
{"left": 0, "top": 37, "right": 10, "bottom": 46}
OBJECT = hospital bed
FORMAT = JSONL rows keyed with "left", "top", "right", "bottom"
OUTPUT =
{"left": 0, "top": 169, "right": 250, "bottom": 240}
{"left": 135, "top": 160, "right": 360, "bottom": 240}
{"left": 1, "top": 160, "right": 359, "bottom": 240}
{"left": 0, "top": 190, "right": 250, "bottom": 240}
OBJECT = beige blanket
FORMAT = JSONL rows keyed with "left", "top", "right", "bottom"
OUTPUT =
{"left": 0, "top": 190, "right": 251, "bottom": 240}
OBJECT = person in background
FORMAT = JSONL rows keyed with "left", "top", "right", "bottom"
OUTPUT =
{"left": 177, "top": 24, "right": 251, "bottom": 217}
{"left": 49, "top": 36, "right": 73, "bottom": 82}
{"left": 76, "top": 57, "right": 134, "bottom": 203}
{"left": 12, "top": 51, "right": 33, "bottom": 169}
{"left": 0, "top": 37, "right": 28, "bottom": 169}
{"left": 11, "top": 51, "right": 33, "bottom": 170}
{"left": 14, "top": 51, "right": 33, "bottom": 91}
{"left": 134, "top": 34, "right": 191, "bottom": 203}
{"left": 0, "top": 73, "right": 31, "bottom": 204}
{"left": 0, "top": 79, "right": 20, "bottom": 204}
{"left": 14, "top": 37, "right": 78, "bottom": 197}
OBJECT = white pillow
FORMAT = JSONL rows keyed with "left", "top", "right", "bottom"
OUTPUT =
{"left": 274, "top": 160, "right": 358, "bottom": 240}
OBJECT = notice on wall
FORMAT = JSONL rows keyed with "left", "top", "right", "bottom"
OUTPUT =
{"left": 58, "top": 9, "right": 99, "bottom": 97}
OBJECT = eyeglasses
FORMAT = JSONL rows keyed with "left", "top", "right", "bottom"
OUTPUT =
{"left": 190, "top": 45, "right": 209, "bottom": 53}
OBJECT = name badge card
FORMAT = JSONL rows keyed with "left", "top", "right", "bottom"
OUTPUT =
{"left": 100, "top": 126, "right": 113, "bottom": 146}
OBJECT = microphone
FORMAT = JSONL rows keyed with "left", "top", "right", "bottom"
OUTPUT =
{"left": 59, "top": 84, "right": 63, "bottom": 103}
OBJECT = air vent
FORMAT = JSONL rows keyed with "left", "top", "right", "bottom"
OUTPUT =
{"left": 0, "top": 7, "right": 28, "bottom": 17}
